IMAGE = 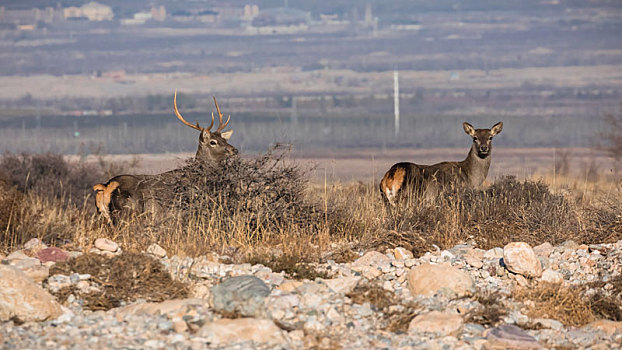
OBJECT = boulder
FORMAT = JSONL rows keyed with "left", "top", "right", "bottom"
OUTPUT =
{"left": 503, "top": 242, "right": 542, "bottom": 278}
{"left": 0, "top": 265, "right": 62, "bottom": 322}
{"left": 408, "top": 311, "right": 463, "bottom": 336}
{"left": 211, "top": 275, "right": 270, "bottom": 317}
{"left": 583, "top": 320, "right": 622, "bottom": 336}
{"left": 407, "top": 264, "right": 474, "bottom": 297}
{"left": 197, "top": 318, "right": 287, "bottom": 346}
{"left": 484, "top": 324, "right": 541, "bottom": 349}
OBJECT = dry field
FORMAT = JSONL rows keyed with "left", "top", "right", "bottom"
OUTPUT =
{"left": 0, "top": 64, "right": 620, "bottom": 100}
{"left": 1, "top": 147, "right": 620, "bottom": 262}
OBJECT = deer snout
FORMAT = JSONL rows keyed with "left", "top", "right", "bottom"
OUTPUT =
{"left": 229, "top": 147, "right": 239, "bottom": 156}
{"left": 479, "top": 145, "right": 489, "bottom": 153}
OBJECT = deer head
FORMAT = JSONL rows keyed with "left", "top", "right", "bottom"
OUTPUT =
{"left": 463, "top": 122, "right": 503, "bottom": 159}
{"left": 173, "top": 91, "right": 238, "bottom": 162}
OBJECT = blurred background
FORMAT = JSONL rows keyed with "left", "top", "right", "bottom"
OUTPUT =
{"left": 0, "top": 0, "right": 620, "bottom": 179}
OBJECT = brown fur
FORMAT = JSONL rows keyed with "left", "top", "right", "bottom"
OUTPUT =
{"left": 380, "top": 122, "right": 503, "bottom": 205}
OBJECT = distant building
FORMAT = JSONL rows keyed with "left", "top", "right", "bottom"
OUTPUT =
{"left": 251, "top": 7, "right": 310, "bottom": 27}
{"left": 0, "top": 5, "right": 64, "bottom": 26}
{"left": 64, "top": 2, "right": 113, "bottom": 21}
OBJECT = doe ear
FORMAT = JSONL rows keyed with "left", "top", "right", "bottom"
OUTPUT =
{"left": 220, "top": 129, "right": 233, "bottom": 140}
{"left": 490, "top": 122, "right": 503, "bottom": 136}
{"left": 463, "top": 122, "right": 476, "bottom": 137}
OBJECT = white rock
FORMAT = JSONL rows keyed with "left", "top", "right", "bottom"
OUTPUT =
{"left": 146, "top": 243, "right": 167, "bottom": 258}
{"left": 321, "top": 276, "right": 361, "bottom": 294}
{"left": 407, "top": 264, "right": 474, "bottom": 297}
{"left": 351, "top": 251, "right": 391, "bottom": 272}
{"left": 24, "top": 238, "right": 47, "bottom": 251}
{"left": 197, "top": 318, "right": 287, "bottom": 345}
{"left": 540, "top": 269, "right": 563, "bottom": 284}
{"left": 408, "top": 311, "right": 464, "bottom": 336}
{"left": 94, "top": 238, "right": 119, "bottom": 253}
{"left": 484, "top": 247, "right": 504, "bottom": 259}
{"left": 0, "top": 265, "right": 62, "bottom": 322}
{"left": 394, "top": 247, "right": 414, "bottom": 260}
{"left": 503, "top": 242, "right": 542, "bottom": 278}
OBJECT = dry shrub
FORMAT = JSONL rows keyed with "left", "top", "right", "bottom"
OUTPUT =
{"left": 587, "top": 275, "right": 622, "bottom": 321}
{"left": 346, "top": 281, "right": 419, "bottom": 333}
{"left": 0, "top": 174, "right": 24, "bottom": 242}
{"left": 514, "top": 283, "right": 595, "bottom": 327}
{"left": 50, "top": 252, "right": 188, "bottom": 311}
{"left": 95, "top": 145, "right": 350, "bottom": 257}
{"left": 465, "top": 291, "right": 507, "bottom": 326}
{"left": 0, "top": 153, "right": 102, "bottom": 207}
{"left": 367, "top": 176, "right": 622, "bottom": 254}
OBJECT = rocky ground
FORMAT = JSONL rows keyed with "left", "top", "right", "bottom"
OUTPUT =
{"left": 1, "top": 237, "right": 621, "bottom": 349}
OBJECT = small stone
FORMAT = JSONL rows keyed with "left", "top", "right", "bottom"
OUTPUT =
{"left": 24, "top": 238, "right": 47, "bottom": 251}
{"left": 484, "top": 247, "right": 504, "bottom": 259}
{"left": 533, "top": 242, "right": 553, "bottom": 257}
{"left": 407, "top": 264, "right": 474, "bottom": 297}
{"left": 540, "top": 269, "right": 563, "bottom": 284}
{"left": 211, "top": 275, "right": 270, "bottom": 317}
{"left": 276, "top": 280, "right": 304, "bottom": 293}
{"left": 321, "top": 276, "right": 361, "bottom": 294}
{"left": 531, "top": 318, "right": 563, "bottom": 330}
{"left": 94, "top": 238, "right": 119, "bottom": 252}
{"left": 394, "top": 247, "right": 414, "bottom": 260}
{"left": 408, "top": 311, "right": 464, "bottom": 336}
{"left": 4, "top": 256, "right": 41, "bottom": 270}
{"left": 583, "top": 320, "right": 622, "bottom": 336}
{"left": 485, "top": 324, "right": 541, "bottom": 349}
{"left": 146, "top": 243, "right": 167, "bottom": 258}
{"left": 503, "top": 242, "right": 542, "bottom": 278}
{"left": 465, "top": 255, "right": 484, "bottom": 269}
{"left": 35, "top": 247, "right": 70, "bottom": 263}
{"left": 21, "top": 264, "right": 49, "bottom": 283}
{"left": 197, "top": 318, "right": 287, "bottom": 345}
{"left": 351, "top": 251, "right": 391, "bottom": 271}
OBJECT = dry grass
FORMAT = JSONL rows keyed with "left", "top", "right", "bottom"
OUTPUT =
{"left": 0, "top": 151, "right": 620, "bottom": 264}
{"left": 515, "top": 283, "right": 597, "bottom": 327}
{"left": 346, "top": 281, "right": 420, "bottom": 333}
{"left": 50, "top": 252, "right": 188, "bottom": 311}
{"left": 465, "top": 291, "right": 508, "bottom": 327}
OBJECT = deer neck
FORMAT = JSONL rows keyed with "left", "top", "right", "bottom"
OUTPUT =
{"left": 460, "top": 144, "right": 491, "bottom": 187}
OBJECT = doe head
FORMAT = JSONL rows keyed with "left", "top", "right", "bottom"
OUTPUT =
{"left": 463, "top": 121, "right": 503, "bottom": 159}
{"left": 173, "top": 90, "right": 238, "bottom": 162}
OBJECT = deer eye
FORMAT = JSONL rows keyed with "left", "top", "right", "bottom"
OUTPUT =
{"left": 488, "top": 136, "right": 493, "bottom": 140}
{"left": 209, "top": 140, "right": 218, "bottom": 146}
{"left": 473, "top": 137, "right": 478, "bottom": 142}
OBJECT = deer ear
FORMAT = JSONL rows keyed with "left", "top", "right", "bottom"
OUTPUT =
{"left": 221, "top": 129, "right": 233, "bottom": 140}
{"left": 491, "top": 122, "right": 503, "bottom": 136}
{"left": 463, "top": 122, "right": 476, "bottom": 136}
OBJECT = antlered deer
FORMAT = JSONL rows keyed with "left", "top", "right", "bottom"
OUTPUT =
{"left": 380, "top": 122, "right": 503, "bottom": 205}
{"left": 93, "top": 91, "right": 238, "bottom": 220}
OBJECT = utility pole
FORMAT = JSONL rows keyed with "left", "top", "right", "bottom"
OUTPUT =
{"left": 394, "top": 68, "right": 400, "bottom": 137}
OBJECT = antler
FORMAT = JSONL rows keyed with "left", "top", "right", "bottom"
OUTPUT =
{"left": 213, "top": 96, "right": 231, "bottom": 133}
{"left": 174, "top": 90, "right": 214, "bottom": 131}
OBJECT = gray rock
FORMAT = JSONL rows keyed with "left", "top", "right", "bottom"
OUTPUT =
{"left": 211, "top": 275, "right": 270, "bottom": 317}
{"left": 485, "top": 324, "right": 541, "bottom": 349}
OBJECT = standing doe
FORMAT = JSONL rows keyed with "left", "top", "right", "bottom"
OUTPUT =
{"left": 380, "top": 122, "right": 503, "bottom": 205}
{"left": 93, "top": 91, "right": 238, "bottom": 220}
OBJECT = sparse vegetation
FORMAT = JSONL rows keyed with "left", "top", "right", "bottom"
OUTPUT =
{"left": 50, "top": 252, "right": 188, "bottom": 311}
{"left": 0, "top": 151, "right": 620, "bottom": 265}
